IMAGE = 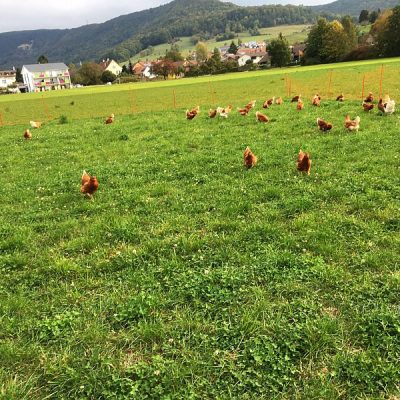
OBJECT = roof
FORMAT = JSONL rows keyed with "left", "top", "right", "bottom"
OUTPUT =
{"left": 258, "top": 54, "right": 271, "bottom": 64}
{"left": 99, "top": 60, "right": 113, "bottom": 70}
{"left": 291, "top": 44, "right": 306, "bottom": 56}
{"left": 22, "top": 63, "right": 68, "bottom": 73}
{"left": 99, "top": 59, "right": 120, "bottom": 70}
{"left": 132, "top": 62, "right": 146, "bottom": 74}
{"left": 237, "top": 47, "right": 267, "bottom": 56}
{"left": 0, "top": 70, "right": 16, "bottom": 77}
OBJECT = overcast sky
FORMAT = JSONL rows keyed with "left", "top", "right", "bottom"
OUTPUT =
{"left": 0, "top": 0, "right": 333, "bottom": 33}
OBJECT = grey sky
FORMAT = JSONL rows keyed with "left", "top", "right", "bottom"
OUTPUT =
{"left": 0, "top": 0, "right": 333, "bottom": 33}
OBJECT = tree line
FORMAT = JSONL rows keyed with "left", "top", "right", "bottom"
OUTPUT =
{"left": 303, "top": 6, "right": 400, "bottom": 65}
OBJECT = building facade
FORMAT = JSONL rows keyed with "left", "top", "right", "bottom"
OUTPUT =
{"left": 21, "top": 63, "right": 71, "bottom": 92}
{"left": 0, "top": 70, "right": 16, "bottom": 88}
{"left": 99, "top": 59, "right": 122, "bottom": 76}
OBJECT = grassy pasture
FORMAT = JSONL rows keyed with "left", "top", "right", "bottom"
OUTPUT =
{"left": 1, "top": 57, "right": 400, "bottom": 127}
{"left": 0, "top": 59, "right": 400, "bottom": 399}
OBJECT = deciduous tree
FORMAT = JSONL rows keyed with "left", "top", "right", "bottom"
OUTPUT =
{"left": 195, "top": 42, "right": 208, "bottom": 62}
{"left": 378, "top": 6, "right": 400, "bottom": 57}
{"left": 228, "top": 41, "right": 239, "bottom": 55}
{"left": 268, "top": 33, "right": 291, "bottom": 67}
{"left": 359, "top": 10, "right": 370, "bottom": 24}
{"left": 37, "top": 55, "right": 48, "bottom": 64}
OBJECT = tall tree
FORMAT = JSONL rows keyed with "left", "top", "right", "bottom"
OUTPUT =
{"left": 152, "top": 60, "right": 177, "bottom": 80}
{"left": 212, "top": 48, "right": 221, "bottom": 63}
{"left": 369, "top": 11, "right": 379, "bottom": 24}
{"left": 305, "top": 18, "right": 329, "bottom": 63}
{"left": 341, "top": 15, "right": 358, "bottom": 53}
{"left": 268, "top": 33, "right": 291, "bottom": 67}
{"left": 359, "top": 10, "right": 370, "bottom": 24}
{"left": 321, "top": 20, "right": 348, "bottom": 62}
{"left": 15, "top": 68, "right": 23, "bottom": 83}
{"left": 195, "top": 42, "right": 208, "bottom": 62}
{"left": 378, "top": 6, "right": 400, "bottom": 57}
{"left": 121, "top": 64, "right": 129, "bottom": 75}
{"left": 371, "top": 9, "right": 393, "bottom": 51}
{"left": 128, "top": 60, "right": 133, "bottom": 75}
{"left": 165, "top": 44, "right": 184, "bottom": 62}
{"left": 37, "top": 55, "right": 48, "bottom": 64}
{"left": 228, "top": 41, "right": 239, "bottom": 55}
{"left": 305, "top": 18, "right": 352, "bottom": 63}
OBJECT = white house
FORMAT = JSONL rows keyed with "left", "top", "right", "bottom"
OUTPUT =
{"left": 0, "top": 70, "right": 16, "bottom": 88}
{"left": 237, "top": 55, "right": 252, "bottom": 67}
{"left": 99, "top": 59, "right": 122, "bottom": 76}
{"left": 22, "top": 63, "right": 71, "bottom": 92}
{"left": 132, "top": 62, "right": 157, "bottom": 80}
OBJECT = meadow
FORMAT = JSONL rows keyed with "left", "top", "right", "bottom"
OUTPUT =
{"left": 0, "top": 59, "right": 400, "bottom": 399}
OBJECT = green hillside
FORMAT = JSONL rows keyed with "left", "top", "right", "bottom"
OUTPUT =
{"left": 312, "top": 0, "right": 400, "bottom": 16}
{"left": 0, "top": 0, "right": 316, "bottom": 69}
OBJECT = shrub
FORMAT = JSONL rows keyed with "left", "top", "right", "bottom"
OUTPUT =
{"left": 101, "top": 70, "right": 117, "bottom": 84}
{"left": 59, "top": 115, "right": 68, "bottom": 124}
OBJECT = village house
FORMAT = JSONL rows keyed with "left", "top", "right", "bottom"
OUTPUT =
{"left": 236, "top": 48, "right": 269, "bottom": 66}
{"left": 21, "top": 63, "right": 71, "bottom": 92}
{"left": 0, "top": 70, "right": 16, "bottom": 88}
{"left": 291, "top": 44, "right": 306, "bottom": 63}
{"left": 99, "top": 59, "right": 122, "bottom": 76}
{"left": 132, "top": 62, "right": 157, "bottom": 80}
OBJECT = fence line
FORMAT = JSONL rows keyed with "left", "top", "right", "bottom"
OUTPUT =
{"left": 0, "top": 64, "right": 398, "bottom": 127}
{"left": 128, "top": 89, "right": 136, "bottom": 113}
{"left": 379, "top": 64, "right": 385, "bottom": 99}
{"left": 40, "top": 95, "right": 52, "bottom": 121}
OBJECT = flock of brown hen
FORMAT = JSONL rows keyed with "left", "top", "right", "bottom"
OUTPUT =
{"left": 21, "top": 91, "right": 395, "bottom": 198}
{"left": 186, "top": 90, "right": 396, "bottom": 175}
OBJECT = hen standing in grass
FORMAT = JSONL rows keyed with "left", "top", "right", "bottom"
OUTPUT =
{"left": 297, "top": 99, "right": 304, "bottom": 111}
{"left": 336, "top": 93, "right": 344, "bottom": 102}
{"left": 238, "top": 100, "right": 256, "bottom": 116}
{"left": 364, "top": 92, "right": 374, "bottom": 103}
{"left": 105, "top": 113, "right": 115, "bottom": 124}
{"left": 344, "top": 115, "right": 360, "bottom": 132}
{"left": 30, "top": 120, "right": 42, "bottom": 129}
{"left": 217, "top": 105, "right": 233, "bottom": 118}
{"left": 256, "top": 111, "right": 269, "bottom": 123}
{"left": 383, "top": 95, "right": 396, "bottom": 114}
{"left": 378, "top": 98, "right": 385, "bottom": 113}
{"left": 297, "top": 150, "right": 312, "bottom": 175}
{"left": 312, "top": 94, "right": 321, "bottom": 106}
{"left": 317, "top": 118, "right": 333, "bottom": 132}
{"left": 291, "top": 95, "right": 301, "bottom": 103}
{"left": 23, "top": 129, "right": 32, "bottom": 139}
{"left": 244, "top": 147, "right": 257, "bottom": 169}
{"left": 263, "top": 97, "right": 275, "bottom": 109}
{"left": 81, "top": 171, "right": 99, "bottom": 198}
{"left": 363, "top": 102, "right": 374, "bottom": 112}
{"left": 186, "top": 106, "right": 200, "bottom": 120}
{"left": 208, "top": 109, "right": 218, "bottom": 118}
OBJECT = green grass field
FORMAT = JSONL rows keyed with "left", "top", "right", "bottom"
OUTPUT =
{"left": 129, "top": 25, "right": 311, "bottom": 63}
{"left": 1, "top": 57, "right": 400, "bottom": 127}
{"left": 1, "top": 58, "right": 400, "bottom": 399}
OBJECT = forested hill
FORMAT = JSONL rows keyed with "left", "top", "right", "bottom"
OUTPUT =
{"left": 0, "top": 0, "right": 315, "bottom": 69}
{"left": 311, "top": 0, "right": 400, "bottom": 17}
